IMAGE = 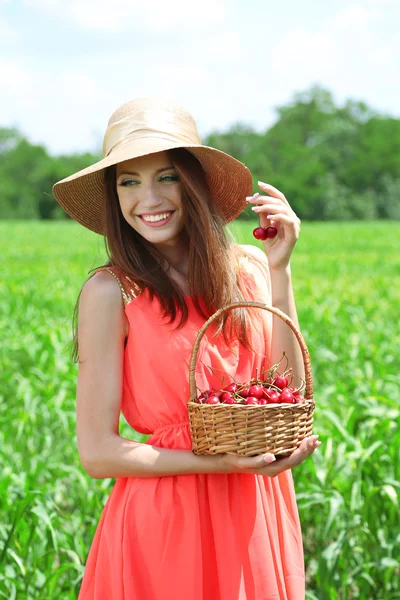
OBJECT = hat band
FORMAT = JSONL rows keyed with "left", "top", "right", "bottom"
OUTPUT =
{"left": 102, "top": 109, "right": 201, "bottom": 157}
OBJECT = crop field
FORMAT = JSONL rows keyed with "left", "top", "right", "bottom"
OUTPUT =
{"left": 1, "top": 220, "right": 399, "bottom": 599}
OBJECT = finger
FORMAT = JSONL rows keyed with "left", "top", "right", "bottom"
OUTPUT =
{"left": 269, "top": 437, "right": 317, "bottom": 468}
{"left": 255, "top": 436, "right": 321, "bottom": 476}
{"left": 279, "top": 436, "right": 320, "bottom": 468}
{"left": 253, "top": 211, "right": 296, "bottom": 228}
{"left": 235, "top": 453, "right": 276, "bottom": 470}
{"left": 251, "top": 204, "right": 290, "bottom": 216}
{"left": 246, "top": 195, "right": 282, "bottom": 205}
{"left": 258, "top": 181, "right": 290, "bottom": 207}
{"left": 264, "top": 214, "right": 297, "bottom": 227}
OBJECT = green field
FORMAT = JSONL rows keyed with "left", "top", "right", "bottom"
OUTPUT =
{"left": 1, "top": 220, "right": 399, "bottom": 599}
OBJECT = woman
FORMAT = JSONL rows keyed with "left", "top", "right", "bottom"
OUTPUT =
{"left": 53, "top": 97, "right": 320, "bottom": 600}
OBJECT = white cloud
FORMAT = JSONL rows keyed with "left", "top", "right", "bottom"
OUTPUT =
{"left": 333, "top": 4, "right": 375, "bottom": 28}
{"left": 0, "top": 58, "right": 32, "bottom": 100}
{"left": 0, "top": 13, "right": 17, "bottom": 40}
{"left": 23, "top": 0, "right": 226, "bottom": 32}
{"left": 0, "top": 58, "right": 105, "bottom": 152}
{"left": 272, "top": 28, "right": 333, "bottom": 63}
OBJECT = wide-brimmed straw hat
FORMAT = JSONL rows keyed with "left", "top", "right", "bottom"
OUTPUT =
{"left": 52, "top": 97, "right": 253, "bottom": 235}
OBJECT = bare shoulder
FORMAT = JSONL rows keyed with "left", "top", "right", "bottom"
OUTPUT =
{"left": 80, "top": 270, "right": 123, "bottom": 308}
{"left": 79, "top": 270, "right": 129, "bottom": 338}
{"left": 237, "top": 243, "right": 269, "bottom": 266}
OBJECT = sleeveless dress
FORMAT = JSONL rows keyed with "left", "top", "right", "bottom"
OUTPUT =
{"left": 78, "top": 256, "right": 305, "bottom": 600}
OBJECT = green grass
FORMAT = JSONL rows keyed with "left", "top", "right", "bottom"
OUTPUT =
{"left": 1, "top": 220, "right": 399, "bottom": 599}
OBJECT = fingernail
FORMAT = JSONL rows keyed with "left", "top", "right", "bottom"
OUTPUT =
{"left": 251, "top": 206, "right": 260, "bottom": 211}
{"left": 264, "top": 454, "right": 276, "bottom": 463}
{"left": 258, "top": 181, "right": 268, "bottom": 186}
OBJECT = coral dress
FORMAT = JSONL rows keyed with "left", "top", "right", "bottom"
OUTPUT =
{"left": 78, "top": 256, "right": 305, "bottom": 600}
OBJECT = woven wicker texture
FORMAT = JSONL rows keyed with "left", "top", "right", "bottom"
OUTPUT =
{"left": 188, "top": 301, "right": 315, "bottom": 457}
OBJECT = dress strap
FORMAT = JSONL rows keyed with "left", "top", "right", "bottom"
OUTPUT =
{"left": 96, "top": 266, "right": 142, "bottom": 307}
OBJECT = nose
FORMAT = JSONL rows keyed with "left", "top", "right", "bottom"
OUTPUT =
{"left": 138, "top": 182, "right": 164, "bottom": 211}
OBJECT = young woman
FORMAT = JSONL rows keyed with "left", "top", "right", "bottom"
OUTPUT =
{"left": 53, "top": 97, "right": 320, "bottom": 600}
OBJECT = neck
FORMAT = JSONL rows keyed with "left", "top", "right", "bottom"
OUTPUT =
{"left": 156, "top": 232, "right": 189, "bottom": 276}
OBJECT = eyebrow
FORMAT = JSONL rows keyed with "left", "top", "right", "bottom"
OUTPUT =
{"left": 117, "top": 166, "right": 175, "bottom": 177}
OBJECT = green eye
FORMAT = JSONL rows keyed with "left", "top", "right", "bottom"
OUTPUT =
{"left": 160, "top": 175, "right": 179, "bottom": 182}
{"left": 120, "top": 175, "right": 179, "bottom": 186}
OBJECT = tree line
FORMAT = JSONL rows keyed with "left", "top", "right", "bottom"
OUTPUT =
{"left": 1, "top": 85, "right": 399, "bottom": 222}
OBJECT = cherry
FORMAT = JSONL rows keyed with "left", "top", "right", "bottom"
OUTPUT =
{"left": 288, "top": 386, "right": 303, "bottom": 399}
{"left": 221, "top": 392, "right": 235, "bottom": 404}
{"left": 258, "top": 398, "right": 268, "bottom": 405}
{"left": 244, "top": 396, "right": 259, "bottom": 405}
{"left": 223, "top": 383, "right": 238, "bottom": 393}
{"left": 273, "top": 376, "right": 289, "bottom": 390}
{"left": 279, "top": 389, "right": 296, "bottom": 404}
{"left": 249, "top": 384, "right": 264, "bottom": 399}
{"left": 262, "top": 388, "right": 273, "bottom": 400}
{"left": 253, "top": 227, "right": 268, "bottom": 241}
{"left": 206, "top": 395, "right": 221, "bottom": 404}
{"left": 267, "top": 391, "right": 280, "bottom": 404}
{"left": 266, "top": 227, "right": 278, "bottom": 239}
{"left": 239, "top": 387, "right": 250, "bottom": 398}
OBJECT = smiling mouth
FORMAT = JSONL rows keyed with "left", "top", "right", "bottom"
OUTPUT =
{"left": 138, "top": 210, "right": 175, "bottom": 227}
{"left": 139, "top": 211, "right": 174, "bottom": 223}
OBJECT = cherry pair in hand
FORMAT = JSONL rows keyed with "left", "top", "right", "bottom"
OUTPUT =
{"left": 253, "top": 226, "right": 278, "bottom": 241}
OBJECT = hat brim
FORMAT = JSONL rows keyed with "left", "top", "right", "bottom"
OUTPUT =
{"left": 52, "top": 139, "right": 253, "bottom": 235}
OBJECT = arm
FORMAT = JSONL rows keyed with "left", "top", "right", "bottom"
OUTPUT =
{"left": 241, "top": 245, "right": 305, "bottom": 389}
{"left": 269, "top": 262, "right": 305, "bottom": 389}
{"left": 76, "top": 271, "right": 225, "bottom": 479}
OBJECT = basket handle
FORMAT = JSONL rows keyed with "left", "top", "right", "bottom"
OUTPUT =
{"left": 189, "top": 301, "right": 313, "bottom": 402}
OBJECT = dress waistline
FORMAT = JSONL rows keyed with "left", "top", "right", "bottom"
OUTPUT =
{"left": 151, "top": 420, "right": 190, "bottom": 435}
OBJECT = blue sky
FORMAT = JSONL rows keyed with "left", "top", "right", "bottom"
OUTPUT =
{"left": 1, "top": 0, "right": 399, "bottom": 155}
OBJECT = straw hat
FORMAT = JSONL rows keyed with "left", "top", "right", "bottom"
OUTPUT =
{"left": 52, "top": 97, "right": 253, "bottom": 235}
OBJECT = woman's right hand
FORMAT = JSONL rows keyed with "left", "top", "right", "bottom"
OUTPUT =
{"left": 218, "top": 435, "right": 321, "bottom": 477}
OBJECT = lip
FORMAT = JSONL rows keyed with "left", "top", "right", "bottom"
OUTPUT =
{"left": 138, "top": 210, "right": 175, "bottom": 228}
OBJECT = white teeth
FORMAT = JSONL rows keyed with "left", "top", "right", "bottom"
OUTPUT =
{"left": 141, "top": 211, "right": 172, "bottom": 223}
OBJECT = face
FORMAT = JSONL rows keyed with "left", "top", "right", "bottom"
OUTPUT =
{"left": 115, "top": 151, "right": 185, "bottom": 249}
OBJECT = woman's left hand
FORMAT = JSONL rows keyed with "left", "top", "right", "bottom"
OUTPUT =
{"left": 247, "top": 181, "right": 301, "bottom": 271}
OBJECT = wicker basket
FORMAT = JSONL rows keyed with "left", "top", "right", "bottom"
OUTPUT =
{"left": 187, "top": 301, "right": 315, "bottom": 457}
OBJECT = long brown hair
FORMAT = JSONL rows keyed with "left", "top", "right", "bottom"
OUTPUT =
{"left": 70, "top": 148, "right": 269, "bottom": 363}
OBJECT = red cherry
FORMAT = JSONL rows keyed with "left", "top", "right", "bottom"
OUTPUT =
{"left": 245, "top": 396, "right": 259, "bottom": 405}
{"left": 266, "top": 227, "right": 278, "bottom": 239}
{"left": 288, "top": 387, "right": 302, "bottom": 400}
{"left": 279, "top": 389, "right": 296, "bottom": 404}
{"left": 206, "top": 395, "right": 221, "bottom": 404}
{"left": 240, "top": 387, "right": 250, "bottom": 398}
{"left": 258, "top": 398, "right": 268, "bottom": 405}
{"left": 221, "top": 392, "right": 235, "bottom": 404}
{"left": 262, "top": 387, "right": 273, "bottom": 399}
{"left": 253, "top": 227, "right": 268, "bottom": 241}
{"left": 223, "top": 383, "right": 238, "bottom": 393}
{"left": 249, "top": 384, "right": 264, "bottom": 399}
{"left": 267, "top": 391, "right": 280, "bottom": 404}
{"left": 273, "top": 376, "right": 289, "bottom": 390}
